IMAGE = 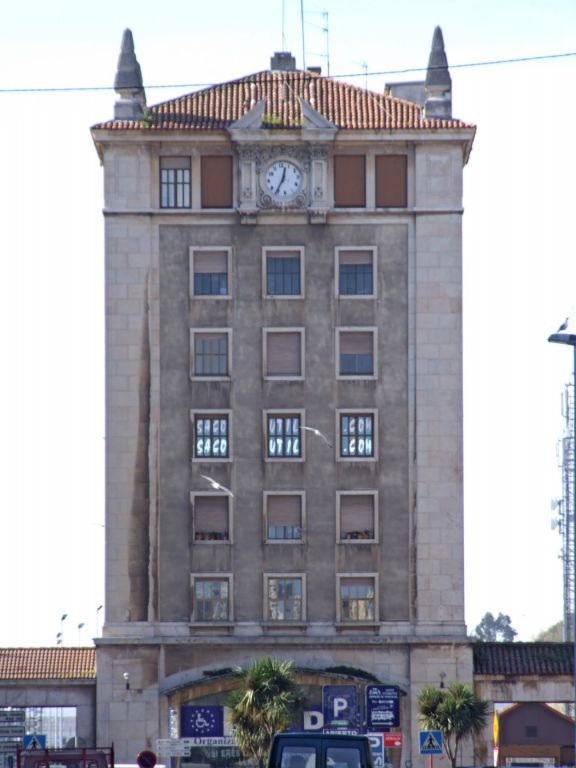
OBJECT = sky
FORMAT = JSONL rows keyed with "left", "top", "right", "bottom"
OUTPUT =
{"left": 0, "top": 0, "right": 574, "bottom": 647}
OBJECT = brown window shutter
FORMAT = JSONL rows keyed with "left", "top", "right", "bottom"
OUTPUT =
{"left": 340, "top": 331, "right": 373, "bottom": 355}
{"left": 339, "top": 250, "right": 372, "bottom": 266}
{"left": 340, "top": 495, "right": 375, "bottom": 538}
{"left": 334, "top": 156, "right": 366, "bottom": 207}
{"left": 266, "top": 332, "right": 301, "bottom": 376}
{"left": 201, "top": 156, "right": 233, "bottom": 208}
{"left": 341, "top": 576, "right": 374, "bottom": 594}
{"left": 195, "top": 496, "right": 229, "bottom": 534}
{"left": 194, "top": 250, "right": 228, "bottom": 273}
{"left": 375, "top": 155, "right": 407, "bottom": 207}
{"left": 268, "top": 496, "right": 301, "bottom": 527}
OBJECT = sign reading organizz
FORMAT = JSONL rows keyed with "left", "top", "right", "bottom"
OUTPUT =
{"left": 322, "top": 685, "right": 357, "bottom": 730}
{"left": 366, "top": 685, "right": 400, "bottom": 729}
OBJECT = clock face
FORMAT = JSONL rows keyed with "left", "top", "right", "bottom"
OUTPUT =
{"left": 264, "top": 161, "right": 303, "bottom": 201}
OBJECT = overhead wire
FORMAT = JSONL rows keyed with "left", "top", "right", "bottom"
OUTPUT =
{"left": 0, "top": 49, "right": 574, "bottom": 94}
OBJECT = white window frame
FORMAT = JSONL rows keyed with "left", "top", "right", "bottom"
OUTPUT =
{"left": 336, "top": 573, "right": 379, "bottom": 624}
{"left": 189, "top": 246, "right": 232, "bottom": 299}
{"left": 336, "top": 491, "right": 378, "bottom": 543}
{"left": 262, "top": 246, "right": 305, "bottom": 299}
{"left": 263, "top": 327, "right": 305, "bottom": 381}
{"left": 190, "top": 328, "right": 232, "bottom": 380}
{"left": 263, "top": 491, "right": 306, "bottom": 544}
{"left": 190, "top": 409, "right": 233, "bottom": 463}
{"left": 334, "top": 246, "right": 377, "bottom": 299}
{"left": 190, "top": 573, "right": 233, "bottom": 623}
{"left": 335, "top": 327, "right": 377, "bottom": 380}
{"left": 336, "top": 408, "right": 378, "bottom": 463}
{"left": 264, "top": 409, "right": 306, "bottom": 462}
{"left": 190, "top": 491, "right": 233, "bottom": 544}
{"left": 263, "top": 573, "right": 307, "bottom": 622}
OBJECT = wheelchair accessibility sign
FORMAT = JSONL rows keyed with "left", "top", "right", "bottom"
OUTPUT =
{"left": 419, "top": 731, "right": 442, "bottom": 755}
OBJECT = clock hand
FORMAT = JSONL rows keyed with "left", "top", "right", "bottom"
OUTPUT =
{"left": 275, "top": 167, "right": 286, "bottom": 194}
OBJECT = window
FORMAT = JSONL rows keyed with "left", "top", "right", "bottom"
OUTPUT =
{"left": 336, "top": 248, "right": 376, "bottom": 298}
{"left": 263, "top": 247, "right": 304, "bottom": 297}
{"left": 192, "top": 412, "right": 230, "bottom": 460}
{"left": 191, "top": 494, "right": 230, "bottom": 542}
{"left": 337, "top": 328, "right": 376, "bottom": 378}
{"left": 375, "top": 155, "right": 407, "bottom": 207}
{"left": 337, "top": 492, "right": 377, "bottom": 541}
{"left": 338, "top": 412, "right": 376, "bottom": 459}
{"left": 264, "top": 329, "right": 304, "bottom": 379}
{"left": 265, "top": 575, "right": 304, "bottom": 621}
{"left": 525, "top": 725, "right": 538, "bottom": 738}
{"left": 338, "top": 575, "right": 377, "bottom": 622}
{"left": 190, "top": 248, "right": 231, "bottom": 297}
{"left": 265, "top": 493, "right": 304, "bottom": 542}
{"left": 334, "top": 155, "right": 366, "bottom": 207}
{"left": 190, "top": 329, "right": 230, "bottom": 378}
{"left": 191, "top": 575, "right": 231, "bottom": 621}
{"left": 326, "top": 748, "right": 361, "bottom": 768}
{"left": 201, "top": 156, "right": 233, "bottom": 208}
{"left": 160, "top": 157, "right": 191, "bottom": 208}
{"left": 265, "top": 412, "right": 303, "bottom": 459}
{"left": 280, "top": 747, "right": 316, "bottom": 768}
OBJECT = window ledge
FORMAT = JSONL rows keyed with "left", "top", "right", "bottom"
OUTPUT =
{"left": 189, "top": 622, "right": 234, "bottom": 632}
{"left": 335, "top": 622, "right": 381, "bottom": 632}
{"left": 262, "top": 622, "right": 307, "bottom": 630}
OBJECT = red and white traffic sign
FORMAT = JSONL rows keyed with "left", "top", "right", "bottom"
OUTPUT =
{"left": 383, "top": 733, "right": 403, "bottom": 748}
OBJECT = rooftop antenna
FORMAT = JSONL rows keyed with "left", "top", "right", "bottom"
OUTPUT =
{"left": 300, "top": 0, "right": 306, "bottom": 70}
{"left": 281, "top": 0, "right": 286, "bottom": 50}
{"left": 322, "top": 11, "right": 330, "bottom": 75}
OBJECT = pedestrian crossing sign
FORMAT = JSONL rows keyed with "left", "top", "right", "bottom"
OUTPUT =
{"left": 419, "top": 730, "right": 442, "bottom": 755}
{"left": 23, "top": 735, "right": 46, "bottom": 750}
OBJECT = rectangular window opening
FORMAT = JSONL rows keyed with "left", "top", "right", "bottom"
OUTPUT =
{"left": 193, "top": 495, "right": 230, "bottom": 542}
{"left": 192, "top": 577, "right": 230, "bottom": 621}
{"left": 266, "top": 414, "right": 302, "bottom": 458}
{"left": 192, "top": 331, "right": 229, "bottom": 377}
{"left": 266, "top": 494, "right": 303, "bottom": 541}
{"left": 338, "top": 330, "right": 375, "bottom": 377}
{"left": 193, "top": 414, "right": 230, "bottom": 459}
{"left": 340, "top": 576, "right": 376, "bottom": 621}
{"left": 191, "top": 249, "right": 230, "bottom": 297}
{"left": 339, "top": 413, "right": 375, "bottom": 458}
{"left": 160, "top": 157, "right": 191, "bottom": 209}
{"left": 267, "top": 576, "right": 303, "bottom": 621}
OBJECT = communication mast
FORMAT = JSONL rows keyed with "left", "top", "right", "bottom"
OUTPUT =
{"left": 555, "top": 381, "right": 575, "bottom": 642}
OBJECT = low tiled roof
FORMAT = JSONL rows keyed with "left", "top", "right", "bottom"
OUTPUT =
{"left": 474, "top": 642, "right": 573, "bottom": 676}
{"left": 94, "top": 70, "right": 474, "bottom": 132}
{"left": 0, "top": 648, "right": 96, "bottom": 680}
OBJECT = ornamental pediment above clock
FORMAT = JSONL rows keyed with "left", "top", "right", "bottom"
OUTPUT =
{"left": 228, "top": 98, "right": 336, "bottom": 135}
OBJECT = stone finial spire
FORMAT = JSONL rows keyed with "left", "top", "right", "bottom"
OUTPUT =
{"left": 424, "top": 26, "right": 452, "bottom": 119}
{"left": 114, "top": 29, "right": 146, "bottom": 120}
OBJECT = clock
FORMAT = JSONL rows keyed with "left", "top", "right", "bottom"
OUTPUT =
{"left": 264, "top": 160, "right": 303, "bottom": 202}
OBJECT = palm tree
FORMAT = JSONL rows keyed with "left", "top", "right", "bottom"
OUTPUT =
{"left": 417, "top": 682, "right": 488, "bottom": 768}
{"left": 228, "top": 657, "right": 301, "bottom": 767}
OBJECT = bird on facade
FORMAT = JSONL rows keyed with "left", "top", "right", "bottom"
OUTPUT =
{"left": 557, "top": 317, "right": 569, "bottom": 332}
{"left": 300, "top": 425, "right": 333, "bottom": 448}
{"left": 200, "top": 475, "right": 234, "bottom": 496}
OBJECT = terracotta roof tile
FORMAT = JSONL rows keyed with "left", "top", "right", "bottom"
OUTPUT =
{"left": 94, "top": 69, "right": 473, "bottom": 132}
{"left": 0, "top": 648, "right": 96, "bottom": 680}
{"left": 473, "top": 642, "right": 573, "bottom": 676}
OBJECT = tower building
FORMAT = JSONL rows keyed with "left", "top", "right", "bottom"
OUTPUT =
{"left": 91, "top": 27, "right": 476, "bottom": 763}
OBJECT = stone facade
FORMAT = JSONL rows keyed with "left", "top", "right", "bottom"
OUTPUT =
{"left": 91, "top": 28, "right": 476, "bottom": 767}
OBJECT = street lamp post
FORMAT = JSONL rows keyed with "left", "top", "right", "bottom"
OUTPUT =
{"left": 548, "top": 328, "right": 576, "bottom": 764}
